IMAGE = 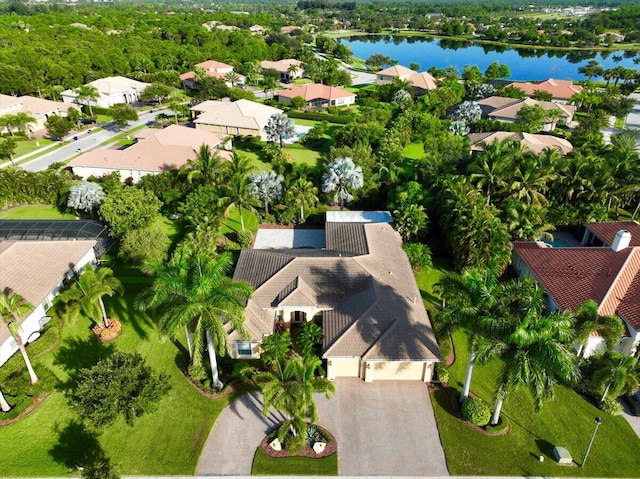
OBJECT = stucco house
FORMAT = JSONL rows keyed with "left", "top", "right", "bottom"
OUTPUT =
{"left": 0, "top": 220, "right": 108, "bottom": 367}
{"left": 180, "top": 60, "right": 245, "bottom": 89}
{"left": 505, "top": 78, "right": 583, "bottom": 104}
{"left": 376, "top": 65, "right": 438, "bottom": 95}
{"left": 68, "top": 125, "right": 231, "bottom": 183}
{"left": 512, "top": 221, "right": 640, "bottom": 358}
{"left": 193, "top": 99, "right": 283, "bottom": 141}
{"left": 260, "top": 59, "right": 304, "bottom": 83}
{"left": 249, "top": 24, "right": 265, "bottom": 34}
{"left": 0, "top": 94, "right": 80, "bottom": 136}
{"left": 276, "top": 84, "right": 356, "bottom": 109}
{"left": 469, "top": 131, "right": 573, "bottom": 155}
{"left": 230, "top": 211, "right": 441, "bottom": 382}
{"left": 477, "top": 96, "right": 576, "bottom": 131}
{"left": 61, "top": 76, "right": 150, "bottom": 108}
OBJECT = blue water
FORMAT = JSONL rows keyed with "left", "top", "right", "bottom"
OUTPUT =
{"left": 542, "top": 237, "right": 572, "bottom": 248}
{"left": 340, "top": 35, "right": 639, "bottom": 81}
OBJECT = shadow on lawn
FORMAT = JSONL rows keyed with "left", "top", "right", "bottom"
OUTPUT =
{"left": 54, "top": 335, "right": 115, "bottom": 374}
{"left": 109, "top": 296, "right": 154, "bottom": 341}
{"left": 432, "top": 387, "right": 462, "bottom": 418}
{"left": 49, "top": 420, "right": 106, "bottom": 470}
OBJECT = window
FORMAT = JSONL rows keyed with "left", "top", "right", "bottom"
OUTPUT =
{"left": 236, "top": 343, "right": 253, "bottom": 357}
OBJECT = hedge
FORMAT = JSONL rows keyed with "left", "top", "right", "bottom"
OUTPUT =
{"left": 286, "top": 111, "right": 350, "bottom": 124}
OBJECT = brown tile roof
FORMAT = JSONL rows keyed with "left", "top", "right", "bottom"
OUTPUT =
{"left": 0, "top": 240, "right": 96, "bottom": 344}
{"left": 469, "top": 131, "right": 573, "bottom": 155}
{"left": 506, "top": 78, "right": 583, "bottom": 101}
{"left": 233, "top": 221, "right": 440, "bottom": 362}
{"left": 377, "top": 65, "right": 414, "bottom": 78}
{"left": 586, "top": 221, "right": 640, "bottom": 247}
{"left": 477, "top": 96, "right": 575, "bottom": 121}
{"left": 325, "top": 222, "right": 368, "bottom": 255}
{"left": 195, "top": 60, "right": 233, "bottom": 71}
{"left": 599, "top": 248, "right": 640, "bottom": 318}
{"left": 407, "top": 71, "right": 439, "bottom": 91}
{"left": 276, "top": 84, "right": 355, "bottom": 102}
{"left": 260, "top": 59, "right": 302, "bottom": 74}
{"left": 618, "top": 269, "right": 640, "bottom": 330}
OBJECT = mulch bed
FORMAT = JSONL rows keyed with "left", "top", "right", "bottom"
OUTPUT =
{"left": 443, "top": 389, "right": 511, "bottom": 437}
{"left": 260, "top": 424, "right": 337, "bottom": 459}
{"left": 93, "top": 318, "right": 122, "bottom": 342}
{"left": 176, "top": 362, "right": 252, "bottom": 400}
{"left": 0, "top": 392, "right": 51, "bottom": 427}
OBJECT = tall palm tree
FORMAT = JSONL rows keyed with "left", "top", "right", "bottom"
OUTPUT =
{"left": 225, "top": 71, "right": 241, "bottom": 88}
{"left": 254, "top": 355, "right": 335, "bottom": 452}
{"left": 0, "top": 115, "right": 16, "bottom": 137}
{"left": 287, "top": 63, "right": 299, "bottom": 81}
{"left": 75, "top": 85, "right": 99, "bottom": 117}
{"left": 322, "top": 157, "right": 364, "bottom": 210}
{"left": 12, "top": 112, "right": 36, "bottom": 140}
{"left": 592, "top": 353, "right": 639, "bottom": 403}
{"left": 480, "top": 283, "right": 579, "bottom": 425}
{"left": 0, "top": 386, "right": 11, "bottom": 412}
{"left": 136, "top": 251, "right": 253, "bottom": 390}
{"left": 250, "top": 170, "right": 284, "bottom": 216}
{"left": 260, "top": 331, "right": 293, "bottom": 365}
{"left": 467, "top": 138, "right": 512, "bottom": 206}
{"left": 184, "top": 144, "right": 226, "bottom": 187}
{"left": 574, "top": 300, "right": 624, "bottom": 362}
{"left": 0, "top": 292, "right": 38, "bottom": 384}
{"left": 285, "top": 176, "right": 318, "bottom": 222}
{"left": 223, "top": 153, "right": 259, "bottom": 232}
{"left": 55, "top": 264, "right": 123, "bottom": 329}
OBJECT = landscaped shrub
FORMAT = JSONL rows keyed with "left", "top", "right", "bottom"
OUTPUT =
{"left": 402, "top": 243, "right": 433, "bottom": 272}
{"left": 282, "top": 429, "right": 306, "bottom": 455}
{"left": 600, "top": 397, "right": 623, "bottom": 416}
{"left": 435, "top": 362, "right": 449, "bottom": 385}
{"left": 0, "top": 167, "right": 73, "bottom": 210}
{"left": 231, "top": 361, "right": 256, "bottom": 382}
{"left": 462, "top": 396, "right": 491, "bottom": 427}
{"left": 237, "top": 230, "right": 254, "bottom": 249}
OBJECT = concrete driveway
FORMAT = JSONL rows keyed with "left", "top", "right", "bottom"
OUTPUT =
{"left": 196, "top": 379, "right": 448, "bottom": 476}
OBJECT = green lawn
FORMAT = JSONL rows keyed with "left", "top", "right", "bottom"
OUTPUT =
{"left": 221, "top": 208, "right": 260, "bottom": 236}
{"left": 0, "top": 205, "right": 76, "bottom": 220}
{"left": 95, "top": 114, "right": 113, "bottom": 124}
{"left": 403, "top": 141, "right": 425, "bottom": 161}
{"left": 283, "top": 143, "right": 322, "bottom": 166}
{"left": 252, "top": 448, "right": 338, "bottom": 475}
{"left": 415, "top": 262, "right": 640, "bottom": 477}
{"left": 14, "top": 138, "right": 56, "bottom": 158}
{"left": 0, "top": 256, "right": 240, "bottom": 476}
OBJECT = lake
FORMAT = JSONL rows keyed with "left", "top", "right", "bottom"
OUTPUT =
{"left": 339, "top": 35, "right": 639, "bottom": 81}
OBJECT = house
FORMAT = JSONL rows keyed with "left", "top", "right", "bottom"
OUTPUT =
{"left": 469, "top": 131, "right": 573, "bottom": 155}
{"left": 376, "top": 65, "right": 438, "bottom": 95}
{"left": 0, "top": 94, "right": 80, "bottom": 136}
{"left": 61, "top": 76, "right": 150, "bottom": 108}
{"left": 477, "top": 96, "right": 576, "bottom": 131}
{"left": 230, "top": 211, "right": 441, "bottom": 382}
{"left": 180, "top": 60, "right": 245, "bottom": 89}
{"left": 260, "top": 59, "right": 304, "bottom": 83}
{"left": 68, "top": 124, "right": 231, "bottom": 183}
{"left": 249, "top": 24, "right": 265, "bottom": 34}
{"left": 280, "top": 25, "right": 301, "bottom": 34}
{"left": 275, "top": 84, "right": 356, "bottom": 109}
{"left": 505, "top": 78, "right": 583, "bottom": 103}
{"left": 512, "top": 221, "right": 640, "bottom": 358}
{"left": 193, "top": 99, "right": 283, "bottom": 141}
{"left": 0, "top": 220, "right": 109, "bottom": 367}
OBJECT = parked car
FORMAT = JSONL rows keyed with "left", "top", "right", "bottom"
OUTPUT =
{"left": 622, "top": 389, "right": 640, "bottom": 416}
{"left": 80, "top": 118, "right": 97, "bottom": 125}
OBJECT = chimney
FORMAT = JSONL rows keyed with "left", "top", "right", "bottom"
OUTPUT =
{"left": 611, "top": 230, "right": 631, "bottom": 252}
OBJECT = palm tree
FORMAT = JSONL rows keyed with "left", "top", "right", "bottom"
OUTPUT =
{"left": 285, "top": 176, "right": 318, "bottom": 222}
{"left": 574, "top": 300, "right": 624, "bottom": 362}
{"left": 287, "top": 63, "right": 299, "bottom": 82}
{"left": 0, "top": 292, "right": 38, "bottom": 384}
{"left": 261, "top": 331, "right": 293, "bottom": 365}
{"left": 262, "top": 76, "right": 278, "bottom": 100}
{"left": 592, "top": 353, "right": 639, "bottom": 403}
{"left": 55, "top": 264, "right": 123, "bottom": 329}
{"left": 296, "top": 321, "right": 324, "bottom": 359}
{"left": 225, "top": 71, "right": 241, "bottom": 88}
{"left": 12, "top": 112, "right": 36, "bottom": 140}
{"left": 250, "top": 170, "right": 284, "bottom": 216}
{"left": 0, "top": 115, "right": 16, "bottom": 137}
{"left": 184, "top": 144, "right": 226, "bottom": 187}
{"left": 467, "top": 138, "right": 512, "bottom": 206}
{"left": 322, "top": 157, "right": 364, "bottom": 210}
{"left": 0, "top": 386, "right": 11, "bottom": 412}
{"left": 480, "top": 282, "right": 579, "bottom": 425}
{"left": 136, "top": 251, "right": 253, "bottom": 390}
{"left": 436, "top": 267, "right": 500, "bottom": 401}
{"left": 254, "top": 354, "right": 335, "bottom": 452}
{"left": 224, "top": 152, "right": 259, "bottom": 232}
{"left": 75, "top": 85, "right": 99, "bottom": 117}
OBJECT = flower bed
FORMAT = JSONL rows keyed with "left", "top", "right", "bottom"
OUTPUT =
{"left": 260, "top": 424, "right": 337, "bottom": 459}
{"left": 93, "top": 318, "right": 122, "bottom": 342}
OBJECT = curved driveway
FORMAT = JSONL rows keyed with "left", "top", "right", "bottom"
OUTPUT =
{"left": 196, "top": 379, "right": 449, "bottom": 476}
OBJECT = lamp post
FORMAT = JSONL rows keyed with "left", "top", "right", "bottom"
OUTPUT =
{"left": 581, "top": 417, "right": 603, "bottom": 467}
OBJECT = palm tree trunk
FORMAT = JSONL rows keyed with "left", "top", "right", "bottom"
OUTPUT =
{"left": 185, "top": 325, "right": 193, "bottom": 358}
{"left": 0, "top": 387, "right": 11, "bottom": 412}
{"left": 18, "top": 344, "right": 39, "bottom": 384}
{"left": 491, "top": 391, "right": 505, "bottom": 425}
{"left": 264, "top": 197, "right": 269, "bottom": 216}
{"left": 88, "top": 102, "right": 93, "bottom": 118}
{"left": 600, "top": 382, "right": 612, "bottom": 403}
{"left": 300, "top": 204, "right": 305, "bottom": 221}
{"left": 460, "top": 349, "right": 476, "bottom": 402}
{"left": 632, "top": 200, "right": 640, "bottom": 220}
{"left": 238, "top": 205, "right": 245, "bottom": 232}
{"left": 99, "top": 297, "right": 110, "bottom": 328}
{"left": 206, "top": 329, "right": 223, "bottom": 390}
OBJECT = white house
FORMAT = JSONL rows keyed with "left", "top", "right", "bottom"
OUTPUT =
{"left": 275, "top": 84, "right": 356, "bottom": 109}
{"left": 0, "top": 94, "right": 80, "bottom": 136}
{"left": 61, "top": 76, "right": 150, "bottom": 109}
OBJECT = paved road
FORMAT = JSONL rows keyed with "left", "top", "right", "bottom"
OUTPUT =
{"left": 197, "top": 379, "right": 448, "bottom": 476}
{"left": 625, "top": 92, "right": 640, "bottom": 130}
{"left": 619, "top": 398, "right": 640, "bottom": 438}
{"left": 315, "top": 51, "right": 376, "bottom": 86}
{"left": 17, "top": 109, "right": 169, "bottom": 172}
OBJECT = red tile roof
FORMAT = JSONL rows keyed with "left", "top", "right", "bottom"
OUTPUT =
{"left": 507, "top": 78, "right": 583, "bottom": 101}
{"left": 586, "top": 221, "right": 640, "bottom": 247}
{"left": 619, "top": 267, "right": 640, "bottom": 330}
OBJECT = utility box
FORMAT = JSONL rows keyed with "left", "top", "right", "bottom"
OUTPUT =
{"left": 552, "top": 446, "right": 573, "bottom": 464}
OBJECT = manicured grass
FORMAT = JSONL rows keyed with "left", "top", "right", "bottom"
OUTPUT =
{"left": 95, "top": 114, "right": 113, "bottom": 124}
{"left": 0, "top": 205, "right": 76, "bottom": 220}
{"left": 221, "top": 208, "right": 260, "bottom": 236}
{"left": 403, "top": 141, "right": 425, "bottom": 161}
{"left": 14, "top": 138, "right": 56, "bottom": 158}
{"left": 415, "top": 262, "right": 640, "bottom": 477}
{"left": 291, "top": 78, "right": 313, "bottom": 86}
{"left": 0, "top": 257, "right": 240, "bottom": 476}
{"left": 283, "top": 143, "right": 322, "bottom": 166}
{"left": 251, "top": 448, "right": 338, "bottom": 475}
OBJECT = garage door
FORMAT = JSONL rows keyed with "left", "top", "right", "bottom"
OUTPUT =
{"left": 327, "top": 357, "right": 361, "bottom": 379}
{"left": 365, "top": 361, "right": 429, "bottom": 381}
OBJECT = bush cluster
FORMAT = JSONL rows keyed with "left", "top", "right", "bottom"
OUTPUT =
{"left": 461, "top": 396, "right": 491, "bottom": 426}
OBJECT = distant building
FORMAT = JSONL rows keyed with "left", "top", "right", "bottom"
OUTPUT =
{"left": 275, "top": 84, "right": 356, "bottom": 109}
{"left": 505, "top": 78, "right": 583, "bottom": 103}
{"left": 0, "top": 94, "right": 80, "bottom": 135}
{"left": 260, "top": 59, "right": 304, "bottom": 83}
{"left": 477, "top": 96, "right": 576, "bottom": 131}
{"left": 249, "top": 24, "right": 265, "bottom": 34}
{"left": 61, "top": 76, "right": 150, "bottom": 108}
{"left": 469, "top": 131, "right": 573, "bottom": 155}
{"left": 180, "top": 60, "right": 245, "bottom": 89}
{"left": 280, "top": 25, "right": 301, "bottom": 34}
{"left": 376, "top": 65, "right": 438, "bottom": 95}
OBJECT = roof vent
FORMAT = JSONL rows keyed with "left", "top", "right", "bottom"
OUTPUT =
{"left": 611, "top": 230, "right": 631, "bottom": 252}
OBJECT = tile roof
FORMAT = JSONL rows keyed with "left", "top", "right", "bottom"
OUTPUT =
{"left": 377, "top": 65, "right": 415, "bottom": 78}
{"left": 506, "top": 78, "right": 583, "bottom": 101}
{"left": 618, "top": 269, "right": 640, "bottom": 330}
{"left": 407, "top": 71, "right": 439, "bottom": 91}
{"left": 195, "top": 60, "right": 233, "bottom": 71}
{"left": 276, "top": 84, "right": 355, "bottom": 101}
{"left": 477, "top": 96, "right": 575, "bottom": 120}
{"left": 469, "top": 131, "right": 573, "bottom": 155}
{"left": 325, "top": 222, "right": 368, "bottom": 255}
{"left": 260, "top": 59, "right": 303, "bottom": 73}
{"left": 233, "top": 220, "right": 440, "bottom": 362}
{"left": 194, "top": 99, "right": 282, "bottom": 131}
{"left": 0, "top": 240, "right": 96, "bottom": 344}
{"left": 585, "top": 221, "right": 640, "bottom": 247}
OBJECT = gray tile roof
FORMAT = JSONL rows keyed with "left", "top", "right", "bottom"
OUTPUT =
{"left": 325, "top": 222, "right": 368, "bottom": 255}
